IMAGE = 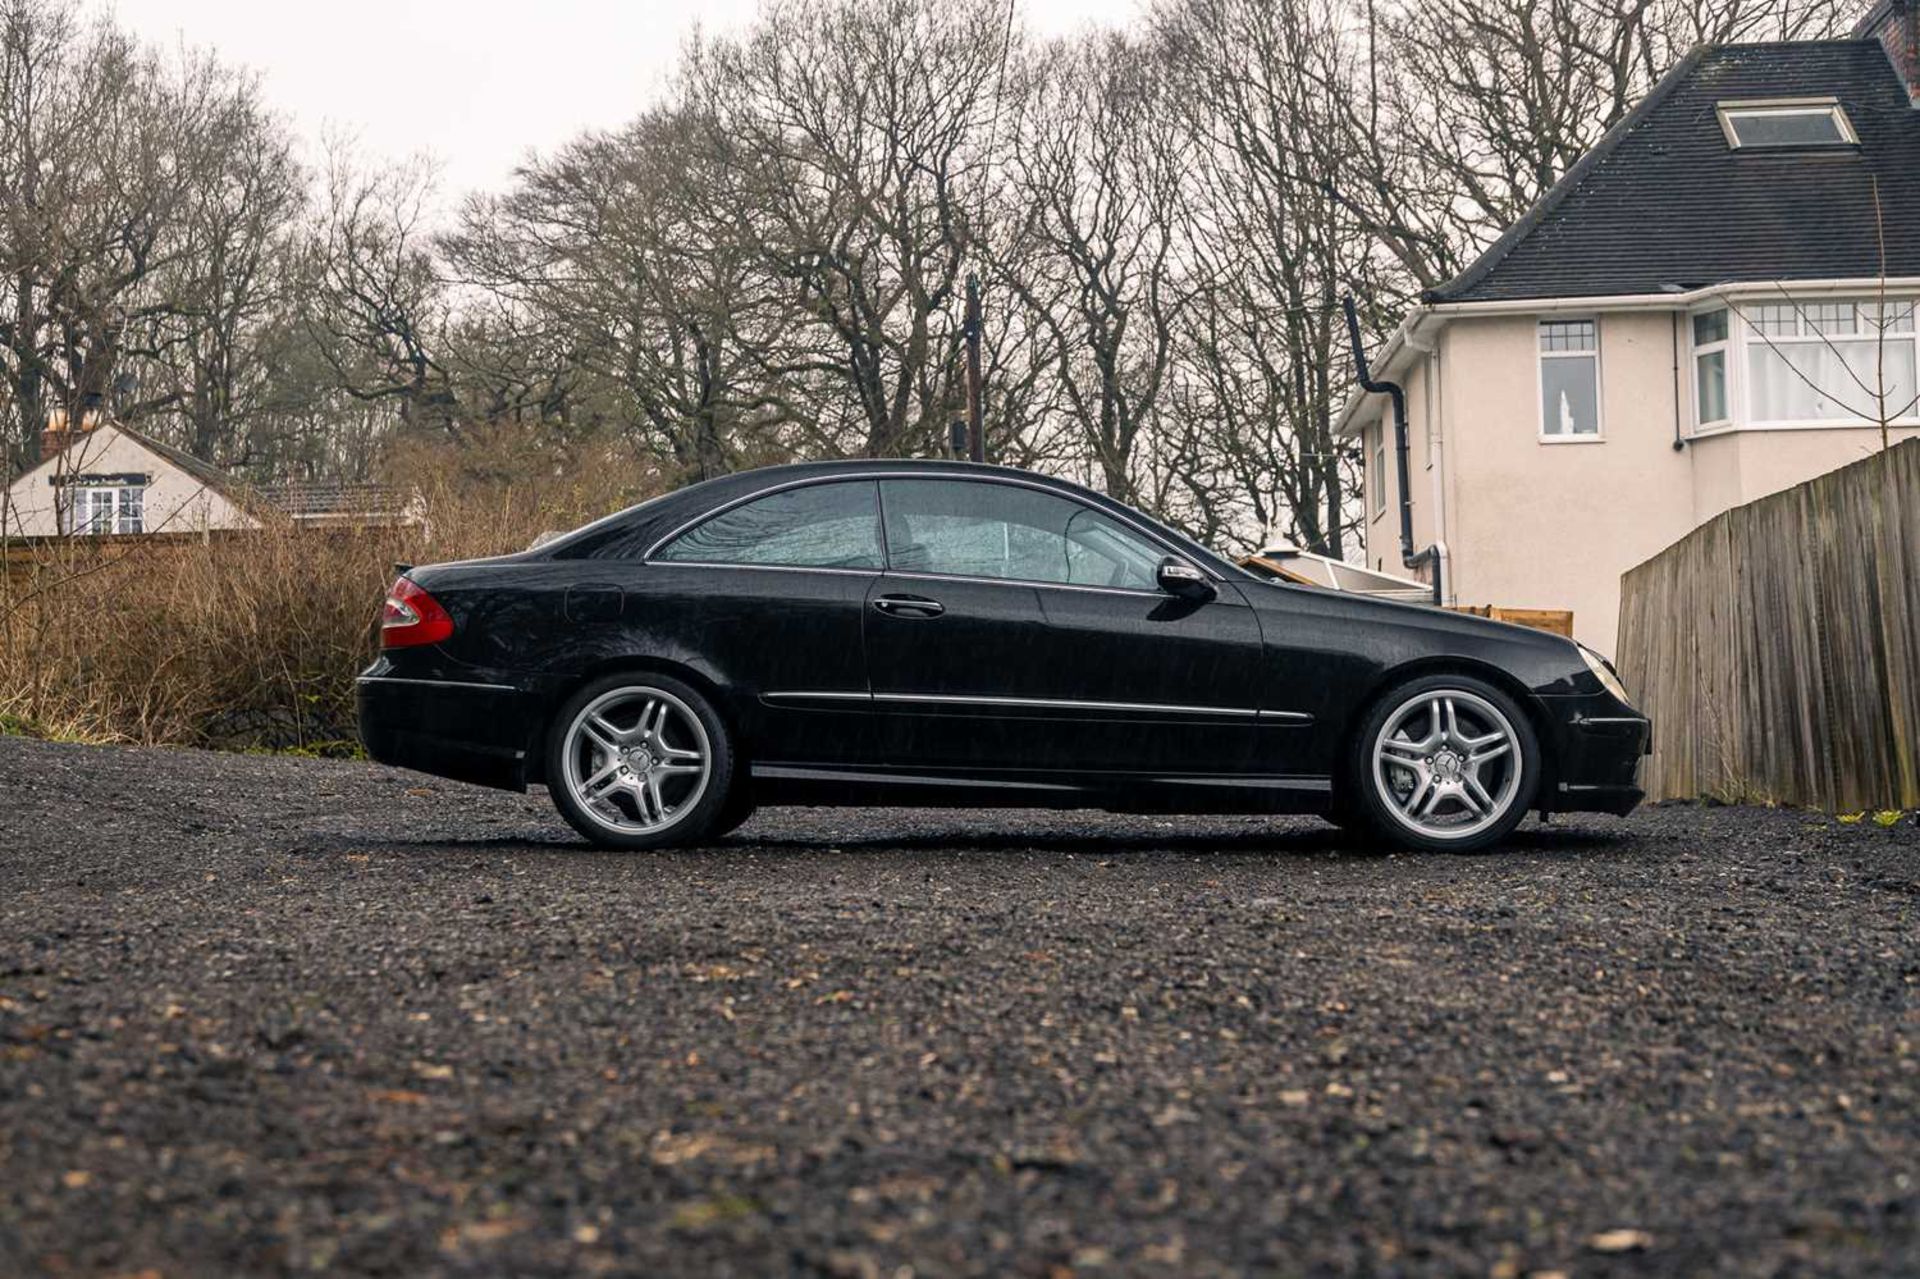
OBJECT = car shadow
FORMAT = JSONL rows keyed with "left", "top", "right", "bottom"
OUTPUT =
{"left": 299, "top": 815, "right": 1635, "bottom": 861}
{"left": 723, "top": 820, "right": 1632, "bottom": 859}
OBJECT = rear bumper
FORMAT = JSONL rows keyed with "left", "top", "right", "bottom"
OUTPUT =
{"left": 357, "top": 667, "right": 537, "bottom": 791}
{"left": 1538, "top": 698, "right": 1651, "bottom": 816}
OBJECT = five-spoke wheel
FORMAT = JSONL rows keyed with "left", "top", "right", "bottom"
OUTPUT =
{"left": 1345, "top": 675, "right": 1538, "bottom": 852}
{"left": 545, "top": 674, "right": 738, "bottom": 849}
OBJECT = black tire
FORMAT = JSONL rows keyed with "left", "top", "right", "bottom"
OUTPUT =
{"left": 545, "top": 672, "right": 738, "bottom": 850}
{"left": 1345, "top": 673, "right": 1539, "bottom": 854}
{"left": 710, "top": 790, "right": 757, "bottom": 840}
{"left": 1322, "top": 782, "right": 1370, "bottom": 833}
{"left": 1323, "top": 795, "right": 1373, "bottom": 840}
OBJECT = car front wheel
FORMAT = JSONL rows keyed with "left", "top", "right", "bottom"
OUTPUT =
{"left": 1348, "top": 674, "right": 1538, "bottom": 853}
{"left": 545, "top": 673, "right": 737, "bottom": 850}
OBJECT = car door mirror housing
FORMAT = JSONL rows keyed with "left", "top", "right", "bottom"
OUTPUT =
{"left": 1155, "top": 556, "right": 1214, "bottom": 599}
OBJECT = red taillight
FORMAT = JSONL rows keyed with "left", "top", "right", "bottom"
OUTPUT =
{"left": 380, "top": 577, "right": 454, "bottom": 649}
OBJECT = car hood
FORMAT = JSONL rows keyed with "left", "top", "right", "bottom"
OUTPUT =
{"left": 1234, "top": 577, "right": 1598, "bottom": 697}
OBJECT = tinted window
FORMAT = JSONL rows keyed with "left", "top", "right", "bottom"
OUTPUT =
{"left": 656, "top": 481, "right": 882, "bottom": 569}
{"left": 880, "top": 479, "right": 1163, "bottom": 589}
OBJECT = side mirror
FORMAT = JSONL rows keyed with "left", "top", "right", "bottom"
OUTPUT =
{"left": 1155, "top": 555, "right": 1214, "bottom": 600}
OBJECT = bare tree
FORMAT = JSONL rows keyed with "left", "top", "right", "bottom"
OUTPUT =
{"left": 685, "top": 0, "right": 1015, "bottom": 458}
{"left": 1151, "top": 0, "right": 1379, "bottom": 556}
{"left": 0, "top": 0, "right": 279, "bottom": 467}
{"left": 442, "top": 107, "right": 799, "bottom": 481}
{"left": 117, "top": 72, "right": 308, "bottom": 470}
{"left": 995, "top": 32, "right": 1190, "bottom": 506}
{"left": 300, "top": 147, "right": 455, "bottom": 445}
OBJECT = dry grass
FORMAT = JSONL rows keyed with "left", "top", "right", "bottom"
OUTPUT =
{"left": 0, "top": 435, "right": 665, "bottom": 750}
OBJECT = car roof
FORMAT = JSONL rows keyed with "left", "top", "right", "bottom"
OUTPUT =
{"left": 538, "top": 458, "right": 1246, "bottom": 579}
{"left": 710, "top": 458, "right": 1069, "bottom": 483}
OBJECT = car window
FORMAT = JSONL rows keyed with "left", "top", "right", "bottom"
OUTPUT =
{"left": 654, "top": 481, "right": 882, "bottom": 570}
{"left": 879, "top": 479, "right": 1163, "bottom": 589}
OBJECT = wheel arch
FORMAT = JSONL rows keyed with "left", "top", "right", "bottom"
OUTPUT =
{"left": 523, "top": 656, "right": 745, "bottom": 787}
{"left": 1334, "top": 656, "right": 1559, "bottom": 810}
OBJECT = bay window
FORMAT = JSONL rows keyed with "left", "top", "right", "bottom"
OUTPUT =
{"left": 1689, "top": 296, "right": 1919, "bottom": 433}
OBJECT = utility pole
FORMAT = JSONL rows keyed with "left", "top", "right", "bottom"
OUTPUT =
{"left": 963, "top": 273, "right": 984, "bottom": 462}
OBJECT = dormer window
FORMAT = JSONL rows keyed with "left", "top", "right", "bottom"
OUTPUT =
{"left": 1717, "top": 99, "right": 1857, "bottom": 150}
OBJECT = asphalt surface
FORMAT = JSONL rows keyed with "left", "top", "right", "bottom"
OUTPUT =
{"left": 1, "top": 736, "right": 1916, "bottom": 1277}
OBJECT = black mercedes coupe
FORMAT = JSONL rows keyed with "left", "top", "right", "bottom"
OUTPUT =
{"left": 359, "top": 460, "right": 1648, "bottom": 852}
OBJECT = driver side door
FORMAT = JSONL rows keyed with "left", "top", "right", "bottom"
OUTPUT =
{"left": 863, "top": 478, "right": 1266, "bottom": 777}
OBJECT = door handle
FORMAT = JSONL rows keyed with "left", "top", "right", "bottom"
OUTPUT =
{"left": 873, "top": 594, "right": 945, "bottom": 618}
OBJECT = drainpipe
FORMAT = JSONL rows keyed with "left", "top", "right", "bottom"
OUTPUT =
{"left": 1343, "top": 294, "right": 1443, "bottom": 606}
{"left": 1669, "top": 310, "right": 1687, "bottom": 452}
{"left": 1416, "top": 339, "right": 1452, "bottom": 608}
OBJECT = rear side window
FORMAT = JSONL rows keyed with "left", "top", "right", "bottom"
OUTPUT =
{"left": 654, "top": 480, "right": 882, "bottom": 570}
{"left": 879, "top": 479, "right": 1163, "bottom": 589}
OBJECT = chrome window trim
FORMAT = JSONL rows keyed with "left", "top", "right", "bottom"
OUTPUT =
{"left": 357, "top": 676, "right": 519, "bottom": 694}
{"left": 642, "top": 470, "right": 1223, "bottom": 581}
{"left": 762, "top": 689, "right": 1310, "bottom": 722}
{"left": 878, "top": 568, "right": 1161, "bottom": 600}
{"left": 645, "top": 560, "right": 879, "bottom": 579}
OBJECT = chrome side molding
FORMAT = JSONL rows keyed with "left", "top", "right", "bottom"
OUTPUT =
{"left": 356, "top": 676, "right": 519, "bottom": 694}
{"left": 761, "top": 689, "right": 1312, "bottom": 723}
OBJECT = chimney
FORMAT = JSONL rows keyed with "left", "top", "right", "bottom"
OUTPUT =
{"left": 1858, "top": 0, "right": 1920, "bottom": 103}
{"left": 38, "top": 405, "right": 101, "bottom": 464}
{"left": 40, "top": 407, "right": 73, "bottom": 462}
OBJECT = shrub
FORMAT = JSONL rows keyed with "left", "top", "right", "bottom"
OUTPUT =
{"left": 0, "top": 437, "right": 665, "bottom": 750}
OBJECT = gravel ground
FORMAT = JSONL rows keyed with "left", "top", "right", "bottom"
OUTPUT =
{"left": 0, "top": 735, "right": 1916, "bottom": 1278}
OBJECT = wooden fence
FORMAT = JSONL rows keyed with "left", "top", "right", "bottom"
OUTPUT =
{"left": 1616, "top": 436, "right": 1919, "bottom": 811}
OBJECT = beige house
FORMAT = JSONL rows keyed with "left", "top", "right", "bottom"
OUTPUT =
{"left": 1339, "top": 5, "right": 1920, "bottom": 656}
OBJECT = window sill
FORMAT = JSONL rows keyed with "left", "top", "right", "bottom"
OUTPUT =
{"left": 1689, "top": 417, "right": 1920, "bottom": 439}
{"left": 1537, "top": 434, "right": 1606, "bottom": 444}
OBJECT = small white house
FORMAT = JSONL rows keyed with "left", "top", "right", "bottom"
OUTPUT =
{"left": 1, "top": 417, "right": 259, "bottom": 538}
{"left": 3, "top": 416, "right": 423, "bottom": 539}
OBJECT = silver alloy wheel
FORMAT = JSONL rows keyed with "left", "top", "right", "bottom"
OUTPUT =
{"left": 561, "top": 686, "right": 712, "bottom": 835}
{"left": 1371, "top": 688, "right": 1523, "bottom": 841}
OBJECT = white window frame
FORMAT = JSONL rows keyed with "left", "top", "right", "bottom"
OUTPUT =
{"left": 1536, "top": 317, "right": 1605, "bottom": 443}
{"left": 1687, "top": 294, "right": 1920, "bottom": 436}
{"left": 1716, "top": 98, "right": 1859, "bottom": 151}
{"left": 116, "top": 485, "right": 144, "bottom": 534}
{"left": 1689, "top": 305, "right": 1733, "bottom": 433}
{"left": 65, "top": 484, "right": 147, "bottom": 536}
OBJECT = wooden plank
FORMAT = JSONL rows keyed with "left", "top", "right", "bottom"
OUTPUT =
{"left": 1486, "top": 607, "right": 1574, "bottom": 637}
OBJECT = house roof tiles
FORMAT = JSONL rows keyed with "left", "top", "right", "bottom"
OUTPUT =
{"left": 1431, "top": 41, "right": 1920, "bottom": 304}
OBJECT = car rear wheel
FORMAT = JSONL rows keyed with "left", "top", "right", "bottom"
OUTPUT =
{"left": 1348, "top": 674, "right": 1538, "bottom": 853}
{"left": 546, "top": 673, "right": 737, "bottom": 850}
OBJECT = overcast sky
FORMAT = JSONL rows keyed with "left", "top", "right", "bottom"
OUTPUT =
{"left": 106, "top": 0, "right": 1128, "bottom": 200}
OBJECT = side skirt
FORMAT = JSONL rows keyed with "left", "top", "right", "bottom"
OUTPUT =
{"left": 748, "top": 764, "right": 1333, "bottom": 815}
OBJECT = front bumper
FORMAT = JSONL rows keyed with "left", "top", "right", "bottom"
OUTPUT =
{"left": 357, "top": 662, "right": 538, "bottom": 791}
{"left": 1537, "top": 696, "right": 1651, "bottom": 816}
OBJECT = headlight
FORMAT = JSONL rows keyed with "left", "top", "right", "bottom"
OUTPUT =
{"left": 1579, "top": 645, "right": 1631, "bottom": 705}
